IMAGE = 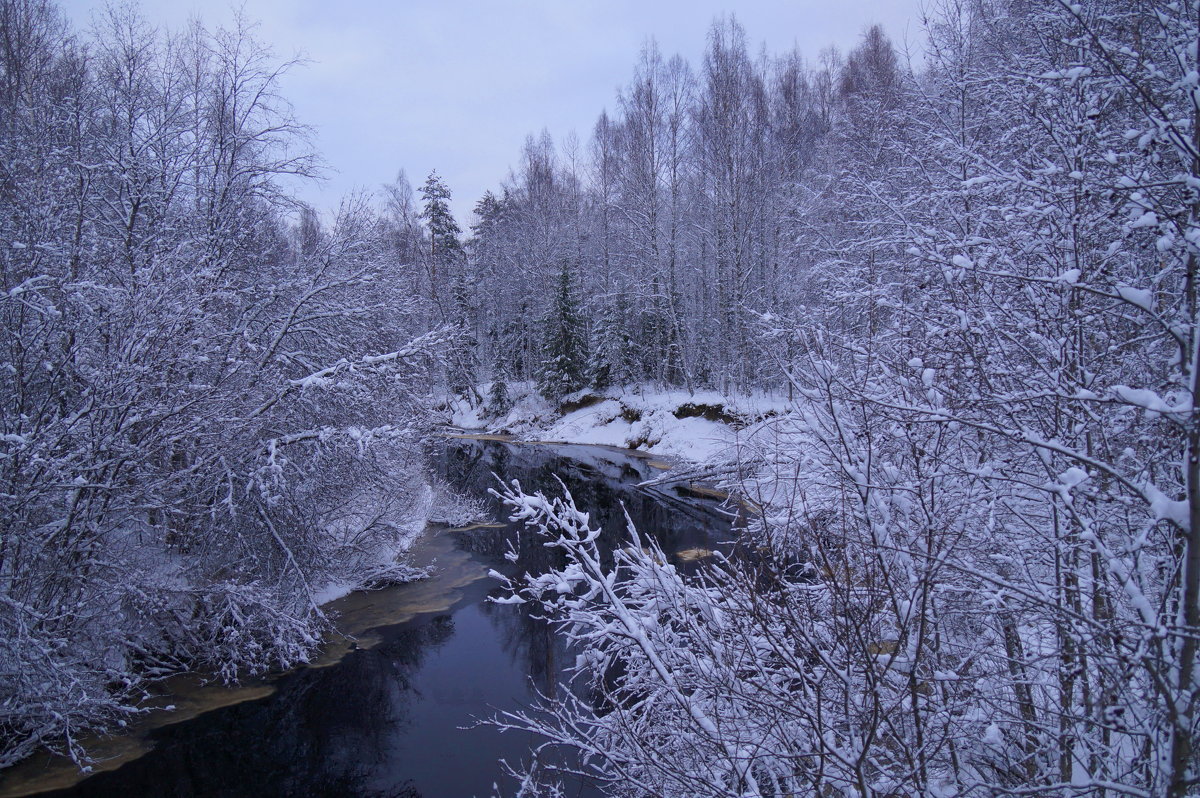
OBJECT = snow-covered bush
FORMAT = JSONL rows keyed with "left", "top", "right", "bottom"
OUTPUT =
{"left": 0, "top": 3, "right": 446, "bottom": 767}
{"left": 485, "top": 2, "right": 1200, "bottom": 795}
{"left": 489, "top": 474, "right": 999, "bottom": 797}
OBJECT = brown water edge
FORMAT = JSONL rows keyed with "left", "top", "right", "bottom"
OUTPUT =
{"left": 0, "top": 526, "right": 488, "bottom": 798}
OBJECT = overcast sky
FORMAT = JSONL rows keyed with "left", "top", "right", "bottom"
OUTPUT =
{"left": 63, "top": 0, "right": 924, "bottom": 222}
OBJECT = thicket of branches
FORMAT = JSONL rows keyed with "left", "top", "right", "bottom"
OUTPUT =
{"left": 5, "top": 0, "right": 1198, "bottom": 794}
{"left": 0, "top": 0, "right": 447, "bottom": 767}
{"left": 488, "top": 1, "right": 1200, "bottom": 796}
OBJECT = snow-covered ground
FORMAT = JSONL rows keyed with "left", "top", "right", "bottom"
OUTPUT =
{"left": 451, "top": 383, "right": 789, "bottom": 464}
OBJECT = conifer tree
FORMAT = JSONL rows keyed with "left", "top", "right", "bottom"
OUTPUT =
{"left": 421, "top": 171, "right": 478, "bottom": 401}
{"left": 486, "top": 352, "right": 512, "bottom": 419}
{"left": 588, "top": 294, "right": 633, "bottom": 391}
{"left": 420, "top": 170, "right": 464, "bottom": 270}
{"left": 449, "top": 270, "right": 482, "bottom": 402}
{"left": 536, "top": 261, "right": 588, "bottom": 402}
{"left": 419, "top": 170, "right": 464, "bottom": 317}
{"left": 634, "top": 277, "right": 683, "bottom": 385}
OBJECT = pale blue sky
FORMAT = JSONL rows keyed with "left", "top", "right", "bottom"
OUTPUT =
{"left": 63, "top": 0, "right": 924, "bottom": 222}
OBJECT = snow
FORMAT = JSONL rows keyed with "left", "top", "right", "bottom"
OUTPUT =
{"left": 452, "top": 383, "right": 788, "bottom": 465}
{"left": 1112, "top": 384, "right": 1191, "bottom": 419}
{"left": 312, "top": 582, "right": 354, "bottom": 605}
{"left": 1129, "top": 211, "right": 1158, "bottom": 229}
{"left": 1057, "top": 467, "right": 1090, "bottom": 488}
{"left": 540, "top": 397, "right": 736, "bottom": 462}
{"left": 1116, "top": 285, "right": 1154, "bottom": 311}
{"left": 1143, "top": 482, "right": 1189, "bottom": 528}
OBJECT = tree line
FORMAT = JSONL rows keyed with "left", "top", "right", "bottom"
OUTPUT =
{"left": 437, "top": 15, "right": 846, "bottom": 402}
{"left": 0, "top": 0, "right": 452, "bottom": 766}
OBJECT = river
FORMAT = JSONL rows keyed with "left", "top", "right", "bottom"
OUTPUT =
{"left": 0, "top": 438, "right": 739, "bottom": 798}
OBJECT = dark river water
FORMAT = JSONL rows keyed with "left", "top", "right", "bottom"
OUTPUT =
{"left": 0, "top": 439, "right": 738, "bottom": 798}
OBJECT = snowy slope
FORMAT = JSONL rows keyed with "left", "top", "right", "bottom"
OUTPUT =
{"left": 451, "top": 383, "right": 788, "bottom": 464}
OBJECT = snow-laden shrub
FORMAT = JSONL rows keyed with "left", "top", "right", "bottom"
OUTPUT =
{"left": 427, "top": 480, "right": 493, "bottom": 528}
{"left": 0, "top": 6, "right": 449, "bottom": 768}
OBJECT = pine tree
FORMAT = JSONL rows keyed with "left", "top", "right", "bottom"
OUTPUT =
{"left": 536, "top": 261, "right": 588, "bottom": 402}
{"left": 588, "top": 294, "right": 633, "bottom": 391}
{"left": 486, "top": 351, "right": 512, "bottom": 418}
{"left": 448, "top": 270, "right": 481, "bottom": 401}
{"left": 419, "top": 170, "right": 464, "bottom": 317}
{"left": 420, "top": 170, "right": 463, "bottom": 265}
{"left": 633, "top": 277, "right": 682, "bottom": 385}
{"left": 421, "top": 171, "right": 478, "bottom": 401}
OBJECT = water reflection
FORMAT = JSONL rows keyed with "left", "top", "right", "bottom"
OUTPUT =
{"left": 441, "top": 439, "right": 739, "bottom": 569}
{"left": 7, "top": 439, "right": 733, "bottom": 798}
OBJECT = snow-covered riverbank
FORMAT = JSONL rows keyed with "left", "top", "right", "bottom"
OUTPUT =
{"left": 449, "top": 383, "right": 789, "bottom": 464}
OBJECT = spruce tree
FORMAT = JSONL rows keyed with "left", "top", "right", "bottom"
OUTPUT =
{"left": 486, "top": 351, "right": 512, "bottom": 418}
{"left": 421, "top": 171, "right": 478, "bottom": 401}
{"left": 588, "top": 294, "right": 633, "bottom": 391}
{"left": 419, "top": 170, "right": 464, "bottom": 272}
{"left": 449, "top": 270, "right": 480, "bottom": 399}
{"left": 536, "top": 261, "right": 588, "bottom": 403}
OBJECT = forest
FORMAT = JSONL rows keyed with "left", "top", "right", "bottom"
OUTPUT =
{"left": 2, "top": 0, "right": 1199, "bottom": 795}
